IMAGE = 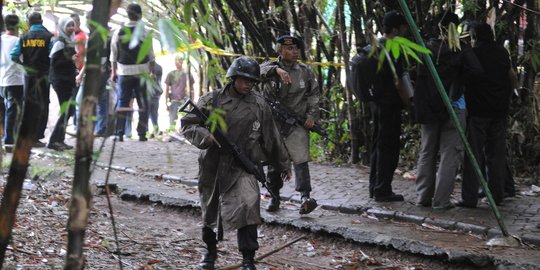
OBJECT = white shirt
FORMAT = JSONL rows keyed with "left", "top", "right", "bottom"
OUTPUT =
{"left": 0, "top": 34, "right": 24, "bottom": 86}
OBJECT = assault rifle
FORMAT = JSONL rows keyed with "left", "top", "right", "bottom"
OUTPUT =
{"left": 264, "top": 96, "right": 338, "bottom": 145}
{"left": 179, "top": 99, "right": 278, "bottom": 201}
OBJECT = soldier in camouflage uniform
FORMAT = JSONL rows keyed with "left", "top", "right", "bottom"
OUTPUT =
{"left": 260, "top": 35, "right": 320, "bottom": 214}
{"left": 182, "top": 56, "right": 290, "bottom": 270}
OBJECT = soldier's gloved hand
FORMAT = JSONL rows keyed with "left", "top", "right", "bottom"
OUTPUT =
{"left": 202, "top": 134, "right": 221, "bottom": 148}
{"left": 304, "top": 116, "right": 315, "bottom": 129}
{"left": 276, "top": 68, "right": 291, "bottom": 85}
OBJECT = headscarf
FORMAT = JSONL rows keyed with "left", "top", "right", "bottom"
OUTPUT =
{"left": 50, "top": 16, "right": 75, "bottom": 56}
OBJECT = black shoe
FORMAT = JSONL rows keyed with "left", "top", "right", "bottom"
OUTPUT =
{"left": 115, "top": 135, "right": 124, "bottom": 142}
{"left": 374, "top": 193, "right": 404, "bottom": 202}
{"left": 456, "top": 200, "right": 477, "bottom": 208}
{"left": 242, "top": 262, "right": 257, "bottom": 270}
{"left": 47, "top": 142, "right": 69, "bottom": 151}
{"left": 33, "top": 140, "right": 46, "bottom": 148}
{"left": 199, "top": 249, "right": 217, "bottom": 270}
{"left": 241, "top": 250, "right": 256, "bottom": 270}
{"left": 415, "top": 202, "right": 431, "bottom": 207}
{"left": 59, "top": 142, "right": 73, "bottom": 150}
{"left": 139, "top": 136, "right": 148, "bottom": 141}
{"left": 266, "top": 197, "right": 280, "bottom": 212}
{"left": 299, "top": 197, "right": 318, "bottom": 214}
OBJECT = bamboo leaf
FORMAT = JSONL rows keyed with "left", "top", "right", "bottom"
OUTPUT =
{"left": 136, "top": 33, "right": 153, "bottom": 64}
{"left": 87, "top": 20, "right": 109, "bottom": 44}
{"left": 157, "top": 19, "right": 179, "bottom": 53}
{"left": 391, "top": 41, "right": 400, "bottom": 60}
{"left": 395, "top": 36, "right": 431, "bottom": 54}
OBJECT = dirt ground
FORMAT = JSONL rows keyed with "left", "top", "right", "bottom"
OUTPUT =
{"left": 0, "top": 154, "right": 485, "bottom": 270}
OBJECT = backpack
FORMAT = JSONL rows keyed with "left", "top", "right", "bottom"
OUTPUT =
{"left": 349, "top": 45, "right": 379, "bottom": 102}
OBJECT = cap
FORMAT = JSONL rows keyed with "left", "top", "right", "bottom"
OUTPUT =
{"left": 276, "top": 35, "right": 302, "bottom": 46}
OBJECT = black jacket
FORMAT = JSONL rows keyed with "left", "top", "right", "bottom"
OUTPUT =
{"left": 18, "top": 27, "right": 54, "bottom": 76}
{"left": 465, "top": 42, "right": 512, "bottom": 118}
{"left": 414, "top": 39, "right": 482, "bottom": 123}
{"left": 49, "top": 38, "right": 77, "bottom": 88}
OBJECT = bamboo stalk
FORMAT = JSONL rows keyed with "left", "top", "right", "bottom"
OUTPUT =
{"left": 64, "top": 0, "right": 112, "bottom": 269}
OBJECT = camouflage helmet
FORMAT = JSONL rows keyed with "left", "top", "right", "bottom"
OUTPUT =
{"left": 226, "top": 56, "right": 260, "bottom": 81}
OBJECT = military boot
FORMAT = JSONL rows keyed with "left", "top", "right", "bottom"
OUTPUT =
{"left": 241, "top": 250, "right": 257, "bottom": 270}
{"left": 265, "top": 190, "right": 280, "bottom": 212}
{"left": 299, "top": 192, "right": 318, "bottom": 215}
{"left": 199, "top": 227, "right": 217, "bottom": 269}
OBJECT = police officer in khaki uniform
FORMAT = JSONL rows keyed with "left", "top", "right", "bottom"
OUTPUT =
{"left": 182, "top": 56, "right": 290, "bottom": 270}
{"left": 260, "top": 35, "right": 319, "bottom": 214}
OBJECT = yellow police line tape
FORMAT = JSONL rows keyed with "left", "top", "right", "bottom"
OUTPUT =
{"left": 156, "top": 41, "right": 345, "bottom": 68}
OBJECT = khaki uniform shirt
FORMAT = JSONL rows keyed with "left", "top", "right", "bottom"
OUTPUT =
{"left": 260, "top": 58, "right": 319, "bottom": 164}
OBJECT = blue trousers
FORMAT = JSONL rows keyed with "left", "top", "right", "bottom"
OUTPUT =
{"left": 115, "top": 75, "right": 149, "bottom": 137}
{"left": 0, "top": 85, "right": 23, "bottom": 144}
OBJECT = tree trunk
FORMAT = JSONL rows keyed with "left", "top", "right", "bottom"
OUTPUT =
{"left": 0, "top": 2, "right": 49, "bottom": 264}
{"left": 336, "top": 0, "right": 359, "bottom": 163}
{"left": 0, "top": 74, "right": 44, "bottom": 266}
{"left": 64, "top": 0, "right": 111, "bottom": 269}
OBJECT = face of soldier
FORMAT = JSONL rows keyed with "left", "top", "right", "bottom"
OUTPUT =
{"left": 279, "top": 44, "right": 299, "bottom": 63}
{"left": 233, "top": 77, "right": 256, "bottom": 96}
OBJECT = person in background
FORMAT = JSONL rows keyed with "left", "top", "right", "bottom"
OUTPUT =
{"left": 10, "top": 12, "right": 54, "bottom": 147}
{"left": 367, "top": 11, "right": 408, "bottom": 202}
{"left": 0, "top": 14, "right": 24, "bottom": 152}
{"left": 413, "top": 11, "right": 482, "bottom": 210}
{"left": 70, "top": 13, "right": 87, "bottom": 128}
{"left": 149, "top": 61, "right": 163, "bottom": 138}
{"left": 259, "top": 34, "right": 319, "bottom": 214}
{"left": 458, "top": 23, "right": 518, "bottom": 208}
{"left": 47, "top": 16, "right": 77, "bottom": 151}
{"left": 110, "top": 3, "right": 155, "bottom": 142}
{"left": 71, "top": 13, "right": 86, "bottom": 72}
{"left": 164, "top": 55, "right": 193, "bottom": 131}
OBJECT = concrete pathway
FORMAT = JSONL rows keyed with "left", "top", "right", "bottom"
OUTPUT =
{"left": 39, "top": 134, "right": 540, "bottom": 268}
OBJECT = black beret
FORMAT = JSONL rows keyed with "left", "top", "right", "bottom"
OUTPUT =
{"left": 276, "top": 35, "right": 302, "bottom": 46}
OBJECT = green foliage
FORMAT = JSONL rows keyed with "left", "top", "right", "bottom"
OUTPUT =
{"left": 87, "top": 20, "right": 109, "bottom": 44}
{"left": 205, "top": 106, "right": 227, "bottom": 133}
{"left": 139, "top": 72, "right": 160, "bottom": 97}
{"left": 383, "top": 36, "right": 431, "bottom": 67}
{"left": 400, "top": 115, "right": 420, "bottom": 170}
{"left": 137, "top": 33, "right": 154, "bottom": 64}
{"left": 459, "top": 0, "right": 482, "bottom": 14}
{"left": 60, "top": 100, "right": 77, "bottom": 114}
